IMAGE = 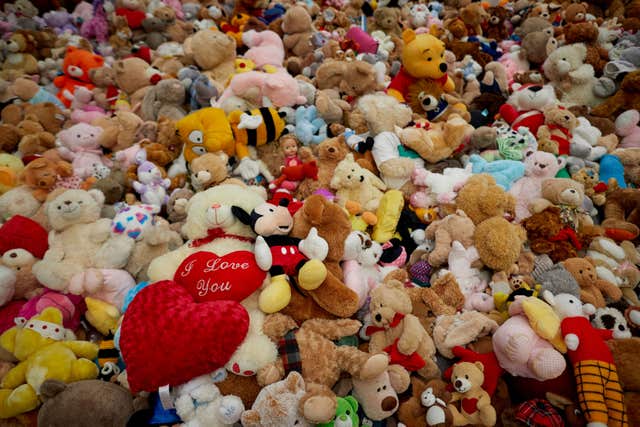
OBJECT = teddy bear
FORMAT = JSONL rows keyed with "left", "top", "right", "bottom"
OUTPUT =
{"left": 53, "top": 46, "right": 104, "bottom": 108}
{"left": 0, "top": 215, "right": 46, "bottom": 307}
{"left": 56, "top": 123, "right": 113, "bottom": 180}
{"left": 94, "top": 111, "right": 143, "bottom": 153}
{"left": 387, "top": 30, "right": 455, "bottom": 103}
{"left": 31, "top": 189, "right": 137, "bottom": 309}
{"left": 189, "top": 152, "right": 243, "bottom": 191}
{"left": 459, "top": 2, "right": 489, "bottom": 36}
{"left": 2, "top": 102, "right": 65, "bottom": 135}
{"left": 562, "top": 257, "right": 623, "bottom": 308}
{"left": 592, "top": 70, "right": 640, "bottom": 119}
{"left": 508, "top": 150, "right": 566, "bottom": 222}
{"left": 456, "top": 174, "right": 526, "bottom": 273}
{"left": 140, "top": 78, "right": 186, "bottom": 122}
{"left": 330, "top": 153, "right": 387, "bottom": 214}
{"left": 520, "top": 27, "right": 558, "bottom": 68}
{"left": 112, "top": 57, "right": 158, "bottom": 109}
{"left": 0, "top": 186, "right": 41, "bottom": 223}
{"left": 368, "top": 6, "right": 402, "bottom": 37}
{"left": 543, "top": 43, "right": 609, "bottom": 107}
{"left": 601, "top": 187, "right": 640, "bottom": 241}
{"left": 423, "top": 210, "right": 475, "bottom": 268}
{"left": 241, "top": 371, "right": 311, "bottom": 427}
{"left": 145, "top": 184, "right": 279, "bottom": 379}
{"left": 257, "top": 313, "right": 389, "bottom": 424}
{"left": 536, "top": 106, "right": 580, "bottom": 156}
{"left": 0, "top": 31, "right": 39, "bottom": 80}
{"left": 407, "top": 272, "right": 466, "bottom": 333}
{"left": 19, "top": 157, "right": 73, "bottom": 202}
{"left": 587, "top": 237, "right": 640, "bottom": 304}
{"left": 366, "top": 280, "right": 440, "bottom": 380}
{"left": 529, "top": 178, "right": 595, "bottom": 231}
{"left": 16, "top": 119, "right": 57, "bottom": 158}
{"left": 398, "top": 115, "right": 473, "bottom": 164}
{"left": 544, "top": 291, "right": 628, "bottom": 427}
{"left": 295, "top": 136, "right": 349, "bottom": 200}
{"left": 398, "top": 376, "right": 452, "bottom": 427}
{"left": 498, "top": 83, "right": 558, "bottom": 137}
{"left": 485, "top": 6, "right": 510, "bottom": 40}
{"left": 446, "top": 362, "right": 497, "bottom": 426}
{"left": 0, "top": 307, "right": 99, "bottom": 418}
{"left": 282, "top": 6, "right": 314, "bottom": 59}
{"left": 174, "top": 373, "right": 244, "bottom": 427}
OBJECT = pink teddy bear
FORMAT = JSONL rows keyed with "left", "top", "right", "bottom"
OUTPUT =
{"left": 242, "top": 29, "right": 285, "bottom": 70}
{"left": 216, "top": 69, "right": 308, "bottom": 108}
{"left": 615, "top": 109, "right": 640, "bottom": 148}
{"left": 56, "top": 123, "right": 112, "bottom": 179}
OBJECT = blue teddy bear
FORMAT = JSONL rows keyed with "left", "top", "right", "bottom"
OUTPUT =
{"left": 468, "top": 154, "right": 526, "bottom": 190}
{"left": 295, "top": 105, "right": 328, "bottom": 145}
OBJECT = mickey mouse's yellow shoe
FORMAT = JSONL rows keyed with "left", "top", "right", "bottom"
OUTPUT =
{"left": 298, "top": 259, "right": 327, "bottom": 290}
{"left": 259, "top": 275, "right": 292, "bottom": 314}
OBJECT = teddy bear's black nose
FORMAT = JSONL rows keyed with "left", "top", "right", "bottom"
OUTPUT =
{"left": 564, "top": 115, "right": 570, "bottom": 120}
{"left": 439, "top": 63, "right": 447, "bottom": 72}
{"left": 529, "top": 85, "right": 542, "bottom": 92}
{"left": 455, "top": 380, "right": 462, "bottom": 388}
{"left": 381, "top": 396, "right": 397, "bottom": 411}
{"left": 328, "top": 147, "right": 335, "bottom": 153}
{"left": 64, "top": 200, "right": 72, "bottom": 205}
{"left": 375, "top": 313, "right": 382, "bottom": 322}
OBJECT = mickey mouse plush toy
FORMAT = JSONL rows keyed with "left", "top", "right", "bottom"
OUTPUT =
{"left": 232, "top": 199, "right": 329, "bottom": 313}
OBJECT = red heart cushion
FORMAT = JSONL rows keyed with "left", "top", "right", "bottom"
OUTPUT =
{"left": 119, "top": 280, "right": 249, "bottom": 393}
{"left": 173, "top": 251, "right": 266, "bottom": 303}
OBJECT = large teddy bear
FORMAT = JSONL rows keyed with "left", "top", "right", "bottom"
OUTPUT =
{"left": 146, "top": 184, "right": 279, "bottom": 378}
{"left": 509, "top": 150, "right": 566, "bottom": 222}
{"left": 498, "top": 83, "right": 558, "bottom": 137}
{"left": 367, "top": 280, "right": 440, "bottom": 380}
{"left": 32, "top": 189, "right": 136, "bottom": 310}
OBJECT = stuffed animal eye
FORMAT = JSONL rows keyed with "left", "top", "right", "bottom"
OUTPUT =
{"left": 465, "top": 375, "right": 469, "bottom": 379}
{"left": 579, "top": 270, "right": 582, "bottom": 274}
{"left": 188, "top": 130, "right": 204, "bottom": 144}
{"left": 427, "top": 57, "right": 432, "bottom": 61}
{"left": 191, "top": 146, "right": 207, "bottom": 156}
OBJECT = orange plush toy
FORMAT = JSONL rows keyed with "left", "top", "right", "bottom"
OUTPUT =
{"left": 54, "top": 47, "right": 105, "bottom": 108}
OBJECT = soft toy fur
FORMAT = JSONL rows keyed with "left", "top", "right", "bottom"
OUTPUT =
{"left": 140, "top": 78, "right": 186, "bottom": 122}
{"left": 592, "top": 71, "right": 640, "bottom": 119}
{"left": 367, "top": 280, "right": 440, "bottom": 380}
{"left": 31, "top": 189, "right": 135, "bottom": 309}
{"left": 174, "top": 374, "right": 244, "bottom": 427}
{"left": 398, "top": 377, "right": 452, "bottom": 427}
{"left": 509, "top": 150, "right": 566, "bottom": 222}
{"left": 56, "top": 123, "right": 113, "bottom": 180}
{"left": 281, "top": 6, "right": 314, "bottom": 58}
{"left": 242, "top": 371, "right": 311, "bottom": 427}
{"left": 0, "top": 307, "right": 99, "bottom": 418}
{"left": 189, "top": 152, "right": 241, "bottom": 191}
{"left": 562, "top": 257, "right": 623, "bottom": 308}
{"left": 537, "top": 106, "right": 580, "bottom": 156}
{"left": 542, "top": 43, "right": 604, "bottom": 107}
{"left": 257, "top": 313, "right": 389, "bottom": 424}
{"left": 19, "top": 157, "right": 73, "bottom": 202}
{"left": 523, "top": 207, "right": 584, "bottom": 263}
{"left": 54, "top": 46, "right": 104, "bottom": 108}
{"left": 601, "top": 188, "right": 640, "bottom": 240}
{"left": 184, "top": 29, "right": 236, "bottom": 85}
{"left": 330, "top": 153, "right": 387, "bottom": 213}
{"left": 424, "top": 210, "right": 475, "bottom": 267}
{"left": 295, "top": 136, "right": 349, "bottom": 200}
{"left": 407, "top": 272, "right": 466, "bottom": 334}
{"left": 529, "top": 178, "right": 594, "bottom": 230}
{"left": 447, "top": 362, "right": 497, "bottom": 426}
{"left": 350, "top": 364, "right": 411, "bottom": 422}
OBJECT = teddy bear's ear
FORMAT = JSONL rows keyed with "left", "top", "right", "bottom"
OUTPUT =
{"left": 474, "top": 361, "right": 485, "bottom": 373}
{"left": 88, "top": 189, "right": 106, "bottom": 207}
{"left": 285, "top": 371, "right": 305, "bottom": 393}
{"left": 402, "top": 29, "right": 417, "bottom": 45}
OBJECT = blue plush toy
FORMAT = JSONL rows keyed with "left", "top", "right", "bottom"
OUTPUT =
{"left": 599, "top": 154, "right": 627, "bottom": 188}
{"left": 295, "top": 105, "right": 328, "bottom": 145}
{"left": 468, "top": 154, "right": 526, "bottom": 190}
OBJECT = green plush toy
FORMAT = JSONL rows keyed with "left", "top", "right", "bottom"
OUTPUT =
{"left": 317, "top": 396, "right": 360, "bottom": 427}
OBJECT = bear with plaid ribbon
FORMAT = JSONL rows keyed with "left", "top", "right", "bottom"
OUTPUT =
{"left": 545, "top": 291, "right": 628, "bottom": 427}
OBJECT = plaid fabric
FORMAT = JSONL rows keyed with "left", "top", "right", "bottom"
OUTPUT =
{"left": 515, "top": 399, "right": 564, "bottom": 427}
{"left": 409, "top": 261, "right": 432, "bottom": 287}
{"left": 278, "top": 329, "right": 302, "bottom": 374}
{"left": 574, "top": 360, "right": 628, "bottom": 427}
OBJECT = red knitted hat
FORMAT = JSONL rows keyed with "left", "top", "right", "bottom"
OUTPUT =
{"left": 0, "top": 215, "right": 48, "bottom": 259}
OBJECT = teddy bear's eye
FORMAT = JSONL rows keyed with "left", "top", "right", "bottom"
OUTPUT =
{"left": 427, "top": 57, "right": 432, "bottom": 61}
{"left": 382, "top": 385, "right": 387, "bottom": 390}
{"left": 347, "top": 175, "right": 352, "bottom": 179}
{"left": 579, "top": 270, "right": 582, "bottom": 274}
{"left": 465, "top": 375, "right": 469, "bottom": 379}
{"left": 377, "top": 387, "right": 381, "bottom": 392}
{"left": 57, "top": 206, "right": 62, "bottom": 210}
{"left": 76, "top": 134, "right": 81, "bottom": 138}
{"left": 569, "top": 299, "right": 574, "bottom": 303}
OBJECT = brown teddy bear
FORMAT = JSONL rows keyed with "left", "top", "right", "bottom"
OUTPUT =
{"left": 602, "top": 187, "right": 640, "bottom": 240}
{"left": 282, "top": 6, "right": 314, "bottom": 59}
{"left": 189, "top": 152, "right": 245, "bottom": 191}
{"left": 485, "top": 6, "right": 510, "bottom": 40}
{"left": 455, "top": 174, "right": 526, "bottom": 272}
{"left": 447, "top": 362, "right": 497, "bottom": 426}
{"left": 397, "top": 114, "right": 473, "bottom": 163}
{"left": 0, "top": 123, "right": 21, "bottom": 153}
{"left": 460, "top": 2, "right": 489, "bottom": 37}
{"left": 564, "top": 21, "right": 609, "bottom": 75}
{"left": 1, "top": 30, "right": 39, "bottom": 79}
{"left": 423, "top": 210, "right": 476, "bottom": 267}
{"left": 369, "top": 7, "right": 402, "bottom": 37}
{"left": 537, "top": 106, "right": 579, "bottom": 156}
{"left": 94, "top": 111, "right": 143, "bottom": 152}
{"left": 522, "top": 206, "right": 582, "bottom": 262}
{"left": 16, "top": 118, "right": 56, "bottom": 157}
{"left": 313, "top": 7, "right": 351, "bottom": 33}
{"left": 607, "top": 337, "right": 640, "bottom": 426}
{"left": 529, "top": 178, "right": 595, "bottom": 230}
{"left": 614, "top": 148, "right": 640, "bottom": 188}
{"left": 1, "top": 101, "right": 65, "bottom": 134}
{"left": 257, "top": 313, "right": 390, "bottom": 424}
{"left": 295, "top": 136, "right": 349, "bottom": 200}
{"left": 19, "top": 157, "right": 73, "bottom": 202}
{"left": 592, "top": 70, "right": 640, "bottom": 119}
{"left": 285, "top": 194, "right": 360, "bottom": 321}
{"left": 571, "top": 166, "right": 607, "bottom": 206}
{"left": 562, "top": 257, "right": 623, "bottom": 307}
{"left": 113, "top": 57, "right": 156, "bottom": 108}
{"left": 407, "top": 272, "right": 465, "bottom": 334}
{"left": 405, "top": 79, "right": 471, "bottom": 122}
{"left": 108, "top": 16, "right": 133, "bottom": 57}
{"left": 367, "top": 280, "right": 441, "bottom": 380}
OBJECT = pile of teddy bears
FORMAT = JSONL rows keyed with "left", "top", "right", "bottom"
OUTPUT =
{"left": 1, "top": 0, "right": 640, "bottom": 425}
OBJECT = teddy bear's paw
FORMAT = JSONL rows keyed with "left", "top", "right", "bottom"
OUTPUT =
{"left": 360, "top": 353, "right": 389, "bottom": 380}
{"left": 593, "top": 77, "right": 616, "bottom": 98}
{"left": 68, "top": 269, "right": 103, "bottom": 295}
{"left": 218, "top": 395, "right": 244, "bottom": 424}
{"left": 298, "top": 259, "right": 327, "bottom": 291}
{"left": 257, "top": 364, "right": 282, "bottom": 386}
{"left": 303, "top": 395, "right": 337, "bottom": 424}
{"left": 530, "top": 348, "right": 566, "bottom": 381}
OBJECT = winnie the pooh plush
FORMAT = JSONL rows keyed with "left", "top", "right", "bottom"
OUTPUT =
{"left": 367, "top": 280, "right": 440, "bottom": 380}
{"left": 387, "top": 30, "right": 456, "bottom": 103}
{"left": 0, "top": 307, "right": 99, "bottom": 418}
{"left": 31, "top": 189, "right": 136, "bottom": 309}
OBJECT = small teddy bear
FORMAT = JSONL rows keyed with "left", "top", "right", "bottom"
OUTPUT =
{"left": 536, "top": 106, "right": 579, "bottom": 156}
{"left": 447, "top": 362, "right": 497, "bottom": 426}
{"left": 56, "top": 123, "right": 113, "bottom": 179}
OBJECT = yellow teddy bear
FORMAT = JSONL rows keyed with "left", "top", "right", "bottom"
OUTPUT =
{"left": 0, "top": 307, "right": 99, "bottom": 418}
{"left": 386, "top": 29, "right": 456, "bottom": 103}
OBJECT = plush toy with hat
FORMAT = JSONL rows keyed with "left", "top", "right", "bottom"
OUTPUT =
{"left": 544, "top": 291, "right": 628, "bottom": 427}
{"left": 0, "top": 307, "right": 99, "bottom": 418}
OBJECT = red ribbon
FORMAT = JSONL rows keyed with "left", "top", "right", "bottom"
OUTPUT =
{"left": 365, "top": 313, "right": 405, "bottom": 336}
{"left": 190, "top": 228, "right": 255, "bottom": 248}
{"left": 549, "top": 227, "right": 582, "bottom": 250}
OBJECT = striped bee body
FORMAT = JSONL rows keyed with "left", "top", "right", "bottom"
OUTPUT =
{"left": 228, "top": 107, "right": 287, "bottom": 159}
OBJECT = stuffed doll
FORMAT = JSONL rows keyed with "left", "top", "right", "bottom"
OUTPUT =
{"left": 54, "top": 46, "right": 104, "bottom": 108}
{"left": 56, "top": 123, "right": 113, "bottom": 180}
{"left": 231, "top": 199, "right": 329, "bottom": 314}
{"left": 132, "top": 151, "right": 171, "bottom": 209}
{"left": 544, "top": 291, "right": 628, "bottom": 427}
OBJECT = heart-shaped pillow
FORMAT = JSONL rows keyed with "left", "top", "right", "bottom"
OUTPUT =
{"left": 119, "top": 280, "right": 249, "bottom": 393}
{"left": 174, "top": 251, "right": 266, "bottom": 302}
